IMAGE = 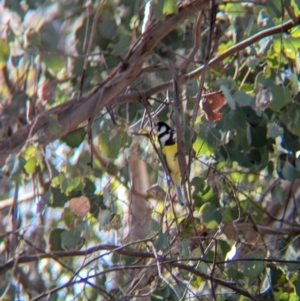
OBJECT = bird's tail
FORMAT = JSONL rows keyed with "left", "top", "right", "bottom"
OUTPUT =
{"left": 175, "top": 185, "right": 185, "bottom": 206}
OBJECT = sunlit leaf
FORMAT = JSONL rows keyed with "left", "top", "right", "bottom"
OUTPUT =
{"left": 0, "top": 38, "right": 9, "bottom": 64}
{"left": 41, "top": 54, "right": 65, "bottom": 73}
{"left": 284, "top": 37, "right": 300, "bottom": 60}
{"left": 163, "top": 0, "right": 178, "bottom": 15}
{"left": 24, "top": 157, "right": 37, "bottom": 174}
{"left": 65, "top": 178, "right": 83, "bottom": 197}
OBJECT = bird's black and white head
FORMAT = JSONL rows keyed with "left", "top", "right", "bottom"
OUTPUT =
{"left": 156, "top": 121, "right": 175, "bottom": 146}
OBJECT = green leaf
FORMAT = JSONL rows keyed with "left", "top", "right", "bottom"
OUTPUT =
{"left": 99, "top": 17, "right": 117, "bottom": 40}
{"left": 41, "top": 54, "right": 65, "bottom": 73}
{"left": 179, "top": 240, "right": 190, "bottom": 258}
{"left": 271, "top": 184, "right": 285, "bottom": 205}
{"left": 63, "top": 208, "right": 77, "bottom": 227}
{"left": 23, "top": 144, "right": 37, "bottom": 160}
{"left": 218, "top": 240, "right": 231, "bottom": 258}
{"left": 281, "top": 129, "right": 300, "bottom": 152}
{"left": 49, "top": 228, "right": 65, "bottom": 251}
{"left": 147, "top": 218, "right": 161, "bottom": 236}
{"left": 99, "top": 209, "right": 111, "bottom": 230}
{"left": 39, "top": 22, "right": 59, "bottom": 52}
{"left": 284, "top": 37, "right": 300, "bottom": 60}
{"left": 255, "top": 71, "right": 274, "bottom": 89}
{"left": 52, "top": 172, "right": 67, "bottom": 190}
{"left": 50, "top": 186, "right": 68, "bottom": 207}
{"left": 191, "top": 176, "right": 205, "bottom": 194}
{"left": 250, "top": 125, "right": 268, "bottom": 148}
{"left": 220, "top": 84, "right": 236, "bottom": 110}
{"left": 199, "top": 203, "right": 222, "bottom": 229}
{"left": 153, "top": 0, "right": 165, "bottom": 20}
{"left": 154, "top": 232, "right": 169, "bottom": 251}
{"left": 279, "top": 292, "right": 290, "bottom": 301}
{"left": 61, "top": 227, "right": 84, "bottom": 250}
{"left": 163, "top": 0, "right": 178, "bottom": 15}
{"left": 24, "top": 157, "right": 37, "bottom": 174}
{"left": 248, "top": 201, "right": 264, "bottom": 223}
{"left": 288, "top": 73, "right": 299, "bottom": 95}
{"left": 224, "top": 3, "right": 245, "bottom": 19}
{"left": 267, "top": 0, "right": 286, "bottom": 18}
{"left": 98, "top": 121, "right": 132, "bottom": 159}
{"left": 0, "top": 38, "right": 9, "bottom": 63}
{"left": 83, "top": 178, "right": 96, "bottom": 195}
{"left": 269, "top": 86, "right": 292, "bottom": 112}
{"left": 293, "top": 279, "right": 300, "bottom": 296}
{"left": 5, "top": 155, "right": 24, "bottom": 181}
{"left": 225, "top": 265, "right": 245, "bottom": 280}
{"left": 222, "top": 205, "right": 239, "bottom": 223}
{"left": 281, "top": 160, "right": 300, "bottom": 182}
{"left": 242, "top": 251, "right": 265, "bottom": 278}
{"left": 65, "top": 177, "right": 82, "bottom": 197}
{"left": 112, "top": 34, "right": 131, "bottom": 57}
{"left": 234, "top": 90, "right": 254, "bottom": 107}
{"left": 89, "top": 195, "right": 104, "bottom": 218}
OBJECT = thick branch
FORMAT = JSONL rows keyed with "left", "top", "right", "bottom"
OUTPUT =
{"left": 0, "top": 9, "right": 298, "bottom": 166}
{"left": 0, "top": 0, "right": 209, "bottom": 166}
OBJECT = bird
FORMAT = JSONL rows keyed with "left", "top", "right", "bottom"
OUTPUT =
{"left": 156, "top": 121, "right": 185, "bottom": 206}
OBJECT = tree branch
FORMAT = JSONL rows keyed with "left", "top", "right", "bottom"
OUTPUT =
{"left": 0, "top": 9, "right": 298, "bottom": 166}
{"left": 0, "top": 0, "right": 210, "bottom": 166}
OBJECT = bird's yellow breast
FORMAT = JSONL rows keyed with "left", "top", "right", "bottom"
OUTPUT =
{"left": 162, "top": 144, "right": 181, "bottom": 185}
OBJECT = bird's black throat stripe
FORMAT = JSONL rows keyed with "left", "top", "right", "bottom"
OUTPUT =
{"left": 158, "top": 131, "right": 176, "bottom": 146}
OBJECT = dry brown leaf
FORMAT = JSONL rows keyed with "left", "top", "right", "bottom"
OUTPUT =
{"left": 201, "top": 90, "right": 225, "bottom": 122}
{"left": 69, "top": 196, "right": 91, "bottom": 218}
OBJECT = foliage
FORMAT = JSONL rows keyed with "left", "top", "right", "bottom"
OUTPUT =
{"left": 1, "top": 0, "right": 300, "bottom": 300}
